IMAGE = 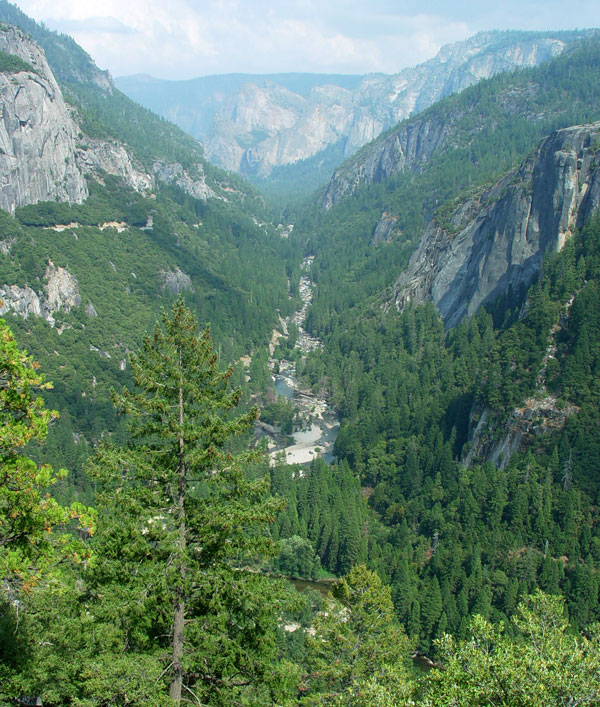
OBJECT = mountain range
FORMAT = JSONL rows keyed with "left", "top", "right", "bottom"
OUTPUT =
{"left": 117, "top": 29, "right": 597, "bottom": 192}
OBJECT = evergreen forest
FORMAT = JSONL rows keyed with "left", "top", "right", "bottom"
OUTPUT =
{"left": 2, "top": 2, "right": 600, "bottom": 704}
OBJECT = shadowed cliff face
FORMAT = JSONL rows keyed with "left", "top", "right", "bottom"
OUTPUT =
{"left": 320, "top": 113, "right": 452, "bottom": 210}
{"left": 392, "top": 122, "right": 600, "bottom": 329}
{"left": 0, "top": 25, "right": 88, "bottom": 212}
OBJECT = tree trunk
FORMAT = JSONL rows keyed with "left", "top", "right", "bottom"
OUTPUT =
{"left": 170, "top": 590, "right": 185, "bottom": 702}
{"left": 170, "top": 354, "right": 187, "bottom": 703}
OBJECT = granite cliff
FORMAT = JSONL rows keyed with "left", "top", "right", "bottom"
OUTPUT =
{"left": 0, "top": 25, "right": 155, "bottom": 210}
{"left": 320, "top": 112, "right": 451, "bottom": 210}
{"left": 0, "top": 259, "right": 80, "bottom": 326}
{"left": 0, "top": 0, "right": 254, "bottom": 211}
{"left": 392, "top": 122, "right": 600, "bottom": 328}
{"left": 117, "top": 30, "right": 592, "bottom": 180}
{"left": 0, "top": 24, "right": 87, "bottom": 212}
{"left": 0, "top": 18, "right": 276, "bottom": 344}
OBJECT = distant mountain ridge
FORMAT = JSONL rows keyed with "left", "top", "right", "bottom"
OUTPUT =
{"left": 115, "top": 72, "right": 370, "bottom": 137}
{"left": 116, "top": 30, "right": 598, "bottom": 188}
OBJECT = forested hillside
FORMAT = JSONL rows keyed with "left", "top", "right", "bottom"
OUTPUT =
{"left": 279, "top": 35, "right": 600, "bottom": 654}
{"left": 1, "top": 184, "right": 297, "bottom": 500}
{"left": 0, "top": 3, "right": 301, "bottom": 499}
{"left": 2, "top": 2, "right": 600, "bottom": 704}
{"left": 290, "top": 219, "right": 600, "bottom": 651}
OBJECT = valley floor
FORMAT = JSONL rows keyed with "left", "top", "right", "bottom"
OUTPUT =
{"left": 267, "top": 257, "right": 340, "bottom": 464}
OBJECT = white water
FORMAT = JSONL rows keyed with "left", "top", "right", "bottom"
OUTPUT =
{"left": 268, "top": 257, "right": 340, "bottom": 465}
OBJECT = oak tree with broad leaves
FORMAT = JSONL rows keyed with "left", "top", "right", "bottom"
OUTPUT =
{"left": 0, "top": 318, "right": 94, "bottom": 588}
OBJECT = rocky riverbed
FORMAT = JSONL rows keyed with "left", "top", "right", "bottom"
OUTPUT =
{"left": 267, "top": 257, "right": 340, "bottom": 465}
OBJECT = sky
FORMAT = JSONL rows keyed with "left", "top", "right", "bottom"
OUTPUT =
{"left": 10, "top": 0, "right": 600, "bottom": 80}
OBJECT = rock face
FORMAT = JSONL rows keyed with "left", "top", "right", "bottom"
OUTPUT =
{"left": 230, "top": 27, "right": 570, "bottom": 178}
{"left": 117, "top": 30, "right": 589, "bottom": 178}
{"left": 227, "top": 82, "right": 357, "bottom": 177}
{"left": 463, "top": 397, "right": 578, "bottom": 470}
{"left": 321, "top": 114, "right": 450, "bottom": 210}
{"left": 77, "top": 138, "right": 154, "bottom": 194}
{"left": 0, "top": 260, "right": 81, "bottom": 326}
{"left": 45, "top": 260, "right": 81, "bottom": 314}
{"left": 160, "top": 267, "right": 193, "bottom": 295}
{"left": 0, "top": 25, "right": 88, "bottom": 212}
{"left": 0, "top": 283, "right": 43, "bottom": 318}
{"left": 0, "top": 25, "right": 220, "bottom": 210}
{"left": 392, "top": 122, "right": 600, "bottom": 329}
{"left": 372, "top": 212, "right": 399, "bottom": 246}
{"left": 77, "top": 135, "right": 221, "bottom": 202}
{"left": 153, "top": 161, "right": 216, "bottom": 201}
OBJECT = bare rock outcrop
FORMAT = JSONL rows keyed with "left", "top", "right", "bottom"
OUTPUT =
{"left": 0, "top": 25, "right": 87, "bottom": 212}
{"left": 153, "top": 160, "right": 216, "bottom": 201}
{"left": 372, "top": 212, "right": 399, "bottom": 246}
{"left": 0, "top": 283, "right": 43, "bottom": 318}
{"left": 45, "top": 260, "right": 81, "bottom": 313}
{"left": 463, "top": 397, "right": 578, "bottom": 470}
{"left": 322, "top": 115, "right": 450, "bottom": 210}
{"left": 77, "top": 138, "right": 154, "bottom": 193}
{"left": 0, "top": 260, "right": 81, "bottom": 326}
{"left": 160, "top": 268, "right": 193, "bottom": 295}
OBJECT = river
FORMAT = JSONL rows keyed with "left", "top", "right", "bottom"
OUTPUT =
{"left": 268, "top": 257, "right": 340, "bottom": 465}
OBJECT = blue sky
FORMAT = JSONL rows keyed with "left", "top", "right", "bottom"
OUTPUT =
{"left": 11, "top": 0, "right": 600, "bottom": 79}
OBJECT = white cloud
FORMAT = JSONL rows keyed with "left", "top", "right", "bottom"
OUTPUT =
{"left": 9, "top": 0, "right": 600, "bottom": 79}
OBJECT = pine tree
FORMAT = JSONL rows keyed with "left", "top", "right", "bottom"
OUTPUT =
{"left": 88, "top": 299, "right": 285, "bottom": 705}
{"left": 305, "top": 565, "right": 411, "bottom": 704}
{"left": 421, "top": 576, "right": 443, "bottom": 638}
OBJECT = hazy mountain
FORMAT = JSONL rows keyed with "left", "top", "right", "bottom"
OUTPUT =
{"left": 116, "top": 30, "right": 597, "bottom": 193}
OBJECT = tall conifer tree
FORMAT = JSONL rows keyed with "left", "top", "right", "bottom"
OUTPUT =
{"left": 89, "top": 299, "right": 284, "bottom": 705}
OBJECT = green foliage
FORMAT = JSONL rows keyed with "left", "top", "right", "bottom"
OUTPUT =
{"left": 261, "top": 397, "right": 300, "bottom": 436}
{"left": 86, "top": 300, "right": 288, "bottom": 705}
{"left": 250, "top": 140, "right": 347, "bottom": 206}
{"left": 0, "top": 0, "right": 205, "bottom": 171}
{"left": 1, "top": 170, "right": 297, "bottom": 496}
{"left": 0, "top": 47, "right": 34, "bottom": 74}
{"left": 293, "top": 219, "right": 600, "bottom": 651}
{"left": 421, "top": 591, "right": 600, "bottom": 706}
{"left": 276, "top": 535, "right": 322, "bottom": 580}
{"left": 0, "top": 319, "right": 94, "bottom": 587}
{"left": 303, "top": 565, "right": 412, "bottom": 705}
{"left": 271, "top": 457, "right": 368, "bottom": 576}
{"left": 307, "top": 590, "right": 600, "bottom": 707}
{"left": 2, "top": 3, "right": 600, "bottom": 696}
{"left": 0, "top": 570, "right": 171, "bottom": 706}
{"left": 294, "top": 36, "right": 600, "bottom": 348}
